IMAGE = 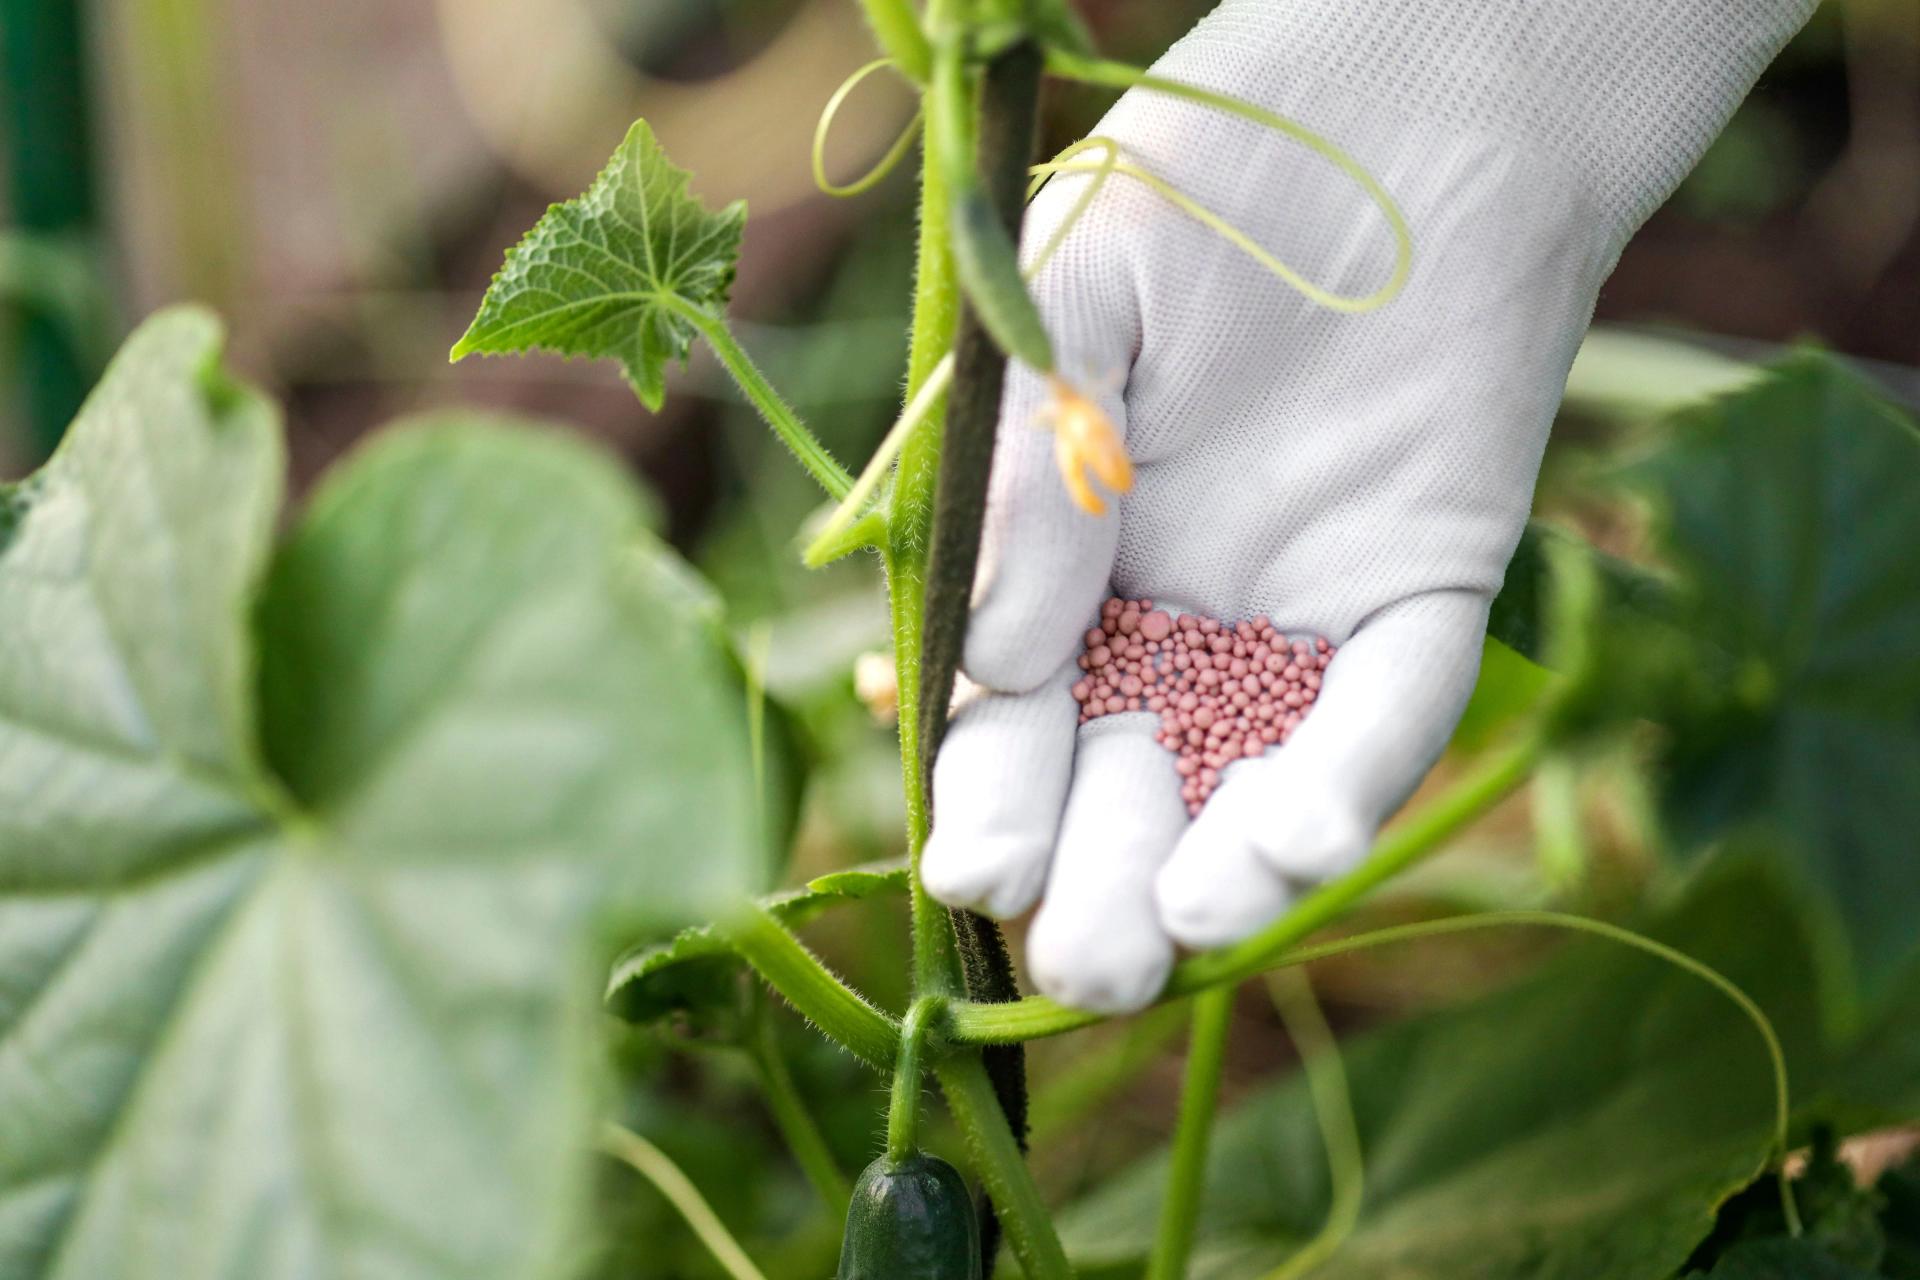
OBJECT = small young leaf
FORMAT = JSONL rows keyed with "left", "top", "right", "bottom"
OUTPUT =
{"left": 450, "top": 119, "right": 745, "bottom": 411}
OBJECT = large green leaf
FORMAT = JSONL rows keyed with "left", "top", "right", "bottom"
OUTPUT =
{"left": 1624, "top": 355, "right": 1920, "bottom": 1009}
{"left": 1059, "top": 864, "right": 1920, "bottom": 1280}
{"left": 1692, "top": 1241, "right": 1881, "bottom": 1280}
{"left": 450, "top": 119, "right": 745, "bottom": 411}
{"left": 1688, "top": 1129, "right": 1890, "bottom": 1275}
{"left": 1487, "top": 519, "right": 1674, "bottom": 668}
{"left": 0, "top": 309, "right": 763, "bottom": 1279}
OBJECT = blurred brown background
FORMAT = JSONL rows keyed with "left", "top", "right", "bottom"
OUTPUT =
{"left": 4, "top": 0, "right": 1916, "bottom": 531}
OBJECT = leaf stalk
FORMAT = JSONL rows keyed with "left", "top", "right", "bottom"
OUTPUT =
{"left": 671, "top": 299, "right": 853, "bottom": 499}
{"left": 723, "top": 905, "right": 900, "bottom": 1069}
{"left": 1145, "top": 985, "right": 1235, "bottom": 1280}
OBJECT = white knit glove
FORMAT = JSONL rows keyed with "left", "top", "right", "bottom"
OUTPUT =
{"left": 921, "top": 0, "right": 1816, "bottom": 1013}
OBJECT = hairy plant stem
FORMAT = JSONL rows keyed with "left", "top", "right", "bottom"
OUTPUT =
{"left": 1147, "top": 986, "right": 1236, "bottom": 1280}
{"left": 887, "top": 4, "right": 960, "bottom": 1002}
{"left": 945, "top": 728, "right": 1551, "bottom": 1043}
{"left": 673, "top": 302, "right": 853, "bottom": 498}
{"left": 937, "top": 1055, "right": 1074, "bottom": 1280}
{"left": 913, "top": 48, "right": 1040, "bottom": 793}
{"left": 746, "top": 986, "right": 851, "bottom": 1213}
{"left": 886, "top": 996, "right": 944, "bottom": 1163}
{"left": 723, "top": 906, "right": 899, "bottom": 1069}
{"left": 893, "top": 25, "right": 1054, "bottom": 1270}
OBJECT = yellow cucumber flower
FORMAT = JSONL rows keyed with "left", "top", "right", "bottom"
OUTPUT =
{"left": 1040, "top": 375, "right": 1132, "bottom": 515}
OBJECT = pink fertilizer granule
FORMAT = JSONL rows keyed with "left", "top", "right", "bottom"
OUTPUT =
{"left": 1070, "top": 596, "right": 1334, "bottom": 817}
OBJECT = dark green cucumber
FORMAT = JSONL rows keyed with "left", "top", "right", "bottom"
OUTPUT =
{"left": 836, "top": 1152, "right": 982, "bottom": 1280}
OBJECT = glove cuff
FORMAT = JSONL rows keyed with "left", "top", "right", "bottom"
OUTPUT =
{"left": 1182, "top": 0, "right": 1816, "bottom": 251}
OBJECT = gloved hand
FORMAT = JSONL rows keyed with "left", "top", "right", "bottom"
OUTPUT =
{"left": 921, "top": 0, "right": 1816, "bottom": 1012}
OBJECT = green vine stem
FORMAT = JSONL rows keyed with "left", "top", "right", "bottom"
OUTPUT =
{"left": 601, "top": 1122, "right": 771, "bottom": 1280}
{"left": 886, "top": 996, "right": 946, "bottom": 1163}
{"left": 746, "top": 985, "right": 852, "bottom": 1213}
{"left": 803, "top": 507, "right": 889, "bottom": 567}
{"left": 914, "top": 42, "right": 1050, "bottom": 1267}
{"left": 887, "top": 0, "right": 959, "bottom": 1003}
{"left": 945, "top": 728, "right": 1550, "bottom": 1043}
{"left": 667, "top": 299, "right": 853, "bottom": 499}
{"left": 723, "top": 906, "right": 900, "bottom": 1069}
{"left": 1146, "top": 985, "right": 1235, "bottom": 1280}
{"left": 914, "top": 35, "right": 1044, "bottom": 796}
{"left": 936, "top": 1054, "right": 1074, "bottom": 1280}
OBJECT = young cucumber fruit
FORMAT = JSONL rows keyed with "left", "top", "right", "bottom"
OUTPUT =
{"left": 836, "top": 1151, "right": 983, "bottom": 1280}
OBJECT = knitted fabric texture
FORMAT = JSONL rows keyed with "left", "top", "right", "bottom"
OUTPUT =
{"left": 922, "top": 0, "right": 1816, "bottom": 1014}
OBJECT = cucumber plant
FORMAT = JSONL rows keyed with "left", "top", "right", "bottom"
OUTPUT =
{"left": 6, "top": 2, "right": 1920, "bottom": 1278}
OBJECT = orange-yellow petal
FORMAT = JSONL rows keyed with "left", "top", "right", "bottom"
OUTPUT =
{"left": 1045, "top": 376, "right": 1129, "bottom": 516}
{"left": 1055, "top": 432, "right": 1107, "bottom": 515}
{"left": 1087, "top": 431, "right": 1134, "bottom": 495}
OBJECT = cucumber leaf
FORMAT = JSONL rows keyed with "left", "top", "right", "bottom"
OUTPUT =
{"left": 1058, "top": 862, "right": 1920, "bottom": 1280}
{"left": 0, "top": 309, "right": 763, "bottom": 1279}
{"left": 1487, "top": 518, "right": 1673, "bottom": 668}
{"left": 1686, "top": 1130, "right": 1887, "bottom": 1274}
{"left": 450, "top": 119, "right": 745, "bottom": 411}
{"left": 1622, "top": 355, "right": 1920, "bottom": 1013}
{"left": 1690, "top": 1240, "right": 1881, "bottom": 1280}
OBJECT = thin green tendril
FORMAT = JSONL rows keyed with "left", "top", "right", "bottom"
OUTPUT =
{"left": 601, "top": 1122, "right": 770, "bottom": 1280}
{"left": 1261, "top": 970, "right": 1363, "bottom": 1280}
{"left": 1029, "top": 134, "right": 1405, "bottom": 315}
{"left": 801, "top": 46, "right": 1415, "bottom": 562}
{"left": 812, "top": 58, "right": 924, "bottom": 199}
{"left": 1022, "top": 135, "right": 1122, "bottom": 274}
{"left": 1271, "top": 910, "right": 1802, "bottom": 1242}
{"left": 1042, "top": 50, "right": 1411, "bottom": 314}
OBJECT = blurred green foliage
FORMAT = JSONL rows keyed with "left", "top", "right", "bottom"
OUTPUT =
{"left": 0, "top": 310, "right": 771, "bottom": 1280}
